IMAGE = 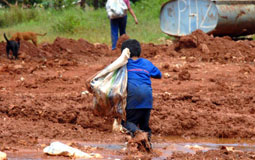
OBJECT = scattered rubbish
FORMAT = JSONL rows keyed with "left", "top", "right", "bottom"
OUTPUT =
{"left": 220, "top": 146, "right": 243, "bottom": 153}
{"left": 221, "top": 146, "right": 234, "bottom": 151}
{"left": 0, "top": 151, "right": 7, "bottom": 160}
{"left": 184, "top": 144, "right": 209, "bottom": 151}
{"left": 164, "top": 72, "right": 170, "bottom": 78}
{"left": 43, "top": 141, "right": 103, "bottom": 159}
{"left": 164, "top": 92, "right": 171, "bottom": 95}
{"left": 81, "top": 90, "right": 89, "bottom": 95}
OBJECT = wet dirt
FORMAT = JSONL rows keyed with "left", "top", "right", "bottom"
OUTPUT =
{"left": 5, "top": 138, "right": 255, "bottom": 160}
{"left": 1, "top": 30, "right": 255, "bottom": 159}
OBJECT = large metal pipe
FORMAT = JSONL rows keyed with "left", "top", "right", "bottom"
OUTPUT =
{"left": 160, "top": 0, "right": 255, "bottom": 37}
{"left": 212, "top": 0, "right": 255, "bottom": 36}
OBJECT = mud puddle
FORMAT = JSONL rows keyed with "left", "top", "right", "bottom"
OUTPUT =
{"left": 6, "top": 137, "right": 255, "bottom": 160}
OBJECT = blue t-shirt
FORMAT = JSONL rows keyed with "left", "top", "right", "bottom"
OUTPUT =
{"left": 126, "top": 58, "right": 161, "bottom": 109}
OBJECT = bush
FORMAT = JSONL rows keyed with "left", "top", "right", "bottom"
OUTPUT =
{"left": 0, "top": 7, "right": 39, "bottom": 27}
{"left": 52, "top": 13, "right": 81, "bottom": 33}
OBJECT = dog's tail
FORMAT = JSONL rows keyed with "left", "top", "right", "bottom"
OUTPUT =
{"left": 36, "top": 33, "right": 47, "bottom": 36}
{"left": 3, "top": 33, "right": 10, "bottom": 44}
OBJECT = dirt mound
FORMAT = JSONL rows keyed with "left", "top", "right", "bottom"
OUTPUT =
{"left": 42, "top": 37, "right": 94, "bottom": 56}
{"left": 19, "top": 40, "right": 42, "bottom": 58}
{"left": 116, "top": 34, "right": 130, "bottom": 49}
{"left": 0, "top": 37, "right": 111, "bottom": 62}
{"left": 40, "top": 37, "right": 111, "bottom": 61}
{"left": 174, "top": 30, "right": 255, "bottom": 63}
{"left": 2, "top": 31, "right": 255, "bottom": 64}
{"left": 114, "top": 30, "right": 255, "bottom": 63}
{"left": 141, "top": 43, "right": 170, "bottom": 58}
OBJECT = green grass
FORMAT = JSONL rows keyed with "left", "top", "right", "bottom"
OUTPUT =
{"left": 0, "top": 0, "right": 171, "bottom": 45}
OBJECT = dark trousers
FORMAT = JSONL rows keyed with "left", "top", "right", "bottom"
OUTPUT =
{"left": 110, "top": 15, "right": 127, "bottom": 50}
{"left": 122, "top": 109, "right": 152, "bottom": 139}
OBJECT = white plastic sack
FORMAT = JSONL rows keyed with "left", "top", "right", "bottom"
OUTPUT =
{"left": 90, "top": 48, "right": 130, "bottom": 119}
{"left": 106, "top": 0, "right": 128, "bottom": 19}
{"left": 0, "top": 151, "right": 7, "bottom": 160}
{"left": 43, "top": 142, "right": 102, "bottom": 159}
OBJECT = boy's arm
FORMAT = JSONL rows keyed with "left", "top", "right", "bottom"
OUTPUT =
{"left": 150, "top": 65, "right": 162, "bottom": 79}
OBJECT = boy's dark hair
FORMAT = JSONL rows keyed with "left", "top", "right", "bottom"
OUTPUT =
{"left": 121, "top": 39, "right": 141, "bottom": 57}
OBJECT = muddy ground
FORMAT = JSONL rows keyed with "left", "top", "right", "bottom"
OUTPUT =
{"left": 1, "top": 30, "right": 255, "bottom": 159}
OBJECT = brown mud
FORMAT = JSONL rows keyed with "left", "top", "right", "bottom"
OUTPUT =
{"left": 1, "top": 30, "right": 255, "bottom": 159}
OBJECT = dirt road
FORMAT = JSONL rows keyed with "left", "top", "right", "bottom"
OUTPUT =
{"left": 1, "top": 30, "right": 255, "bottom": 159}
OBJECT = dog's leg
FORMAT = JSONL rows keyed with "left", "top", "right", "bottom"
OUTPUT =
{"left": 11, "top": 50, "right": 14, "bottom": 59}
{"left": 32, "top": 39, "right": 37, "bottom": 46}
{"left": 6, "top": 47, "right": 10, "bottom": 59}
{"left": 14, "top": 50, "right": 18, "bottom": 60}
{"left": 14, "top": 44, "right": 19, "bottom": 60}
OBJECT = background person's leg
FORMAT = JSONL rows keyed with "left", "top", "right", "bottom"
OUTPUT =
{"left": 119, "top": 15, "right": 127, "bottom": 36}
{"left": 110, "top": 18, "right": 120, "bottom": 50}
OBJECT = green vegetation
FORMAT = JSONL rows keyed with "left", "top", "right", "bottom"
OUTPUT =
{"left": 0, "top": 0, "right": 171, "bottom": 45}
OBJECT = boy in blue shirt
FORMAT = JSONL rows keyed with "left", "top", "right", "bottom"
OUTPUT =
{"left": 121, "top": 39, "right": 162, "bottom": 150}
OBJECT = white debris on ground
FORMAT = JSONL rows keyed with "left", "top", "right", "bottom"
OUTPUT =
{"left": 0, "top": 151, "right": 7, "bottom": 160}
{"left": 184, "top": 144, "right": 209, "bottom": 151}
{"left": 43, "top": 141, "right": 103, "bottom": 159}
{"left": 164, "top": 72, "right": 170, "bottom": 78}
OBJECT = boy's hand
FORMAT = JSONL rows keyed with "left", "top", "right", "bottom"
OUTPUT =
{"left": 122, "top": 48, "right": 131, "bottom": 58}
{"left": 85, "top": 79, "right": 93, "bottom": 93}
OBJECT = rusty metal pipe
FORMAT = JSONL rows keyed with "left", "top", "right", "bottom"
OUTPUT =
{"left": 211, "top": 0, "right": 255, "bottom": 36}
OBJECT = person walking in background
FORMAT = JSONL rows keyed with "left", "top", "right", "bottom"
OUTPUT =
{"left": 106, "top": 0, "right": 138, "bottom": 50}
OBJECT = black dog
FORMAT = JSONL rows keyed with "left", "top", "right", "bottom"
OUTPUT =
{"left": 4, "top": 33, "right": 20, "bottom": 59}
